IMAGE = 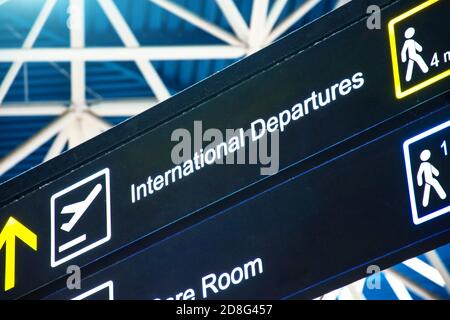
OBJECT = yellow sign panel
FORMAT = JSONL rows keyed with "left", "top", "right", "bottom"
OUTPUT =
{"left": 388, "top": 0, "right": 450, "bottom": 99}
{"left": 0, "top": 217, "right": 37, "bottom": 291}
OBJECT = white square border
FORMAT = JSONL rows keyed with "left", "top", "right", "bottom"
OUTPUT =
{"left": 71, "top": 280, "right": 114, "bottom": 300}
{"left": 403, "top": 120, "right": 450, "bottom": 225}
{"left": 50, "top": 168, "right": 111, "bottom": 267}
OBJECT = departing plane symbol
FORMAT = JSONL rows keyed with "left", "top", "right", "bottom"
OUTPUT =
{"left": 60, "top": 184, "right": 103, "bottom": 232}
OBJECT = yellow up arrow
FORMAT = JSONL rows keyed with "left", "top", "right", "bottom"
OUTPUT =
{"left": 0, "top": 217, "right": 37, "bottom": 291}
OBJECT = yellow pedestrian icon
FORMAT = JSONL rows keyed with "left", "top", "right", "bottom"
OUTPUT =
{"left": 388, "top": 0, "right": 450, "bottom": 99}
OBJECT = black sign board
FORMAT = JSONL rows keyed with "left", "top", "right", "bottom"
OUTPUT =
{"left": 46, "top": 103, "right": 450, "bottom": 300}
{"left": 0, "top": 0, "right": 449, "bottom": 299}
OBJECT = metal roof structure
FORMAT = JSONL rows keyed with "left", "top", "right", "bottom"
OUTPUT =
{"left": 0, "top": 0, "right": 448, "bottom": 300}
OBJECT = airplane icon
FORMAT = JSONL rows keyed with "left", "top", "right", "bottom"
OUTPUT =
{"left": 51, "top": 168, "right": 111, "bottom": 267}
{"left": 60, "top": 183, "right": 103, "bottom": 232}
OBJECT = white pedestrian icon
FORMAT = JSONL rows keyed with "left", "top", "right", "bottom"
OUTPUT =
{"left": 417, "top": 149, "right": 447, "bottom": 207}
{"left": 401, "top": 27, "right": 429, "bottom": 82}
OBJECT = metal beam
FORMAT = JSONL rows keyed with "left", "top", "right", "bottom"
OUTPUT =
{"left": 66, "top": 118, "right": 84, "bottom": 149}
{"left": 320, "top": 288, "right": 342, "bottom": 300}
{"left": 337, "top": 287, "right": 357, "bottom": 300}
{"left": 384, "top": 270, "right": 413, "bottom": 300}
{"left": 98, "top": 0, "right": 170, "bottom": 102}
{"left": 385, "top": 269, "right": 441, "bottom": 300}
{"left": 0, "top": 46, "right": 247, "bottom": 62}
{"left": 149, "top": 0, "right": 243, "bottom": 47}
{"left": 83, "top": 110, "right": 113, "bottom": 132}
{"left": 215, "top": 0, "right": 249, "bottom": 43}
{"left": 79, "top": 112, "right": 106, "bottom": 142}
{"left": 264, "top": 0, "right": 288, "bottom": 36}
{"left": 69, "top": 0, "right": 86, "bottom": 107}
{"left": 425, "top": 251, "right": 450, "bottom": 294}
{"left": 0, "top": 112, "right": 75, "bottom": 176}
{"left": 0, "top": 105, "right": 67, "bottom": 116}
{"left": 0, "top": 0, "right": 57, "bottom": 104}
{"left": 403, "top": 257, "right": 446, "bottom": 287}
{"left": 335, "top": 0, "right": 352, "bottom": 9}
{"left": 248, "top": 0, "right": 269, "bottom": 50}
{"left": 90, "top": 98, "right": 158, "bottom": 116}
{"left": 347, "top": 279, "right": 366, "bottom": 300}
{"left": 265, "top": 0, "right": 321, "bottom": 44}
{"left": 44, "top": 129, "right": 68, "bottom": 162}
{"left": 0, "top": 99, "right": 159, "bottom": 117}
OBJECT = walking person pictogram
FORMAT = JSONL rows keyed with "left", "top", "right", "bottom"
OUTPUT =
{"left": 401, "top": 27, "right": 429, "bottom": 82}
{"left": 417, "top": 149, "right": 447, "bottom": 208}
